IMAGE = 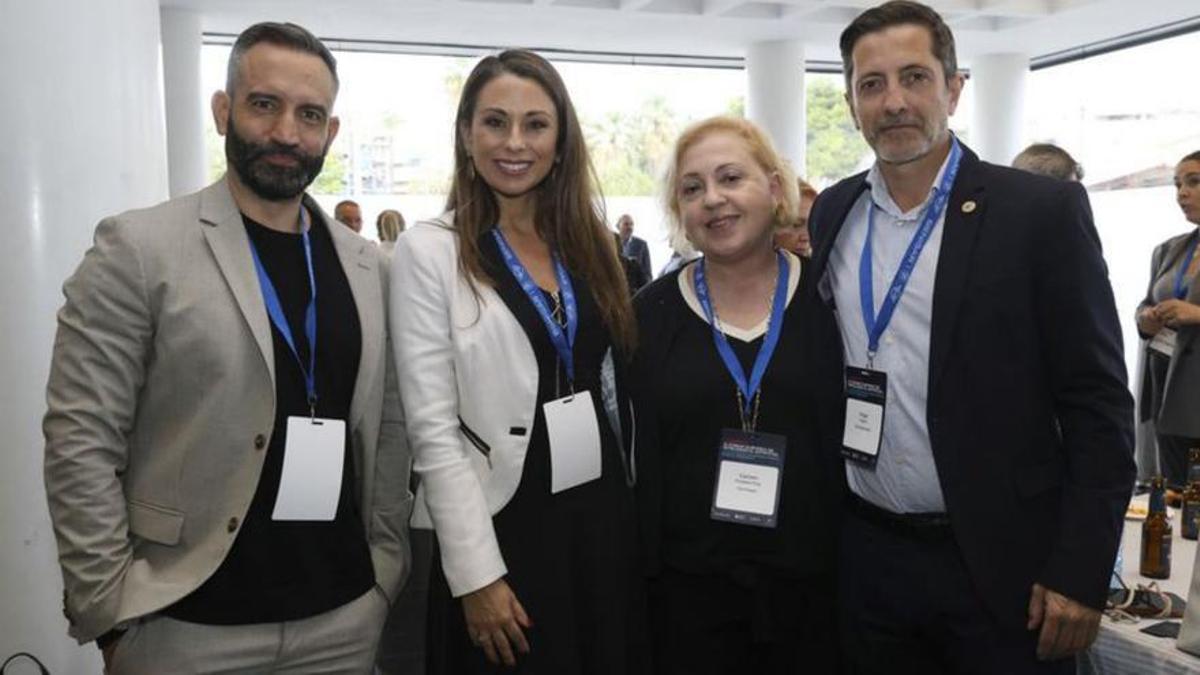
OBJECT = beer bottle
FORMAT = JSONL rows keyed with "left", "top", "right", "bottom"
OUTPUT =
{"left": 1140, "top": 476, "right": 1172, "bottom": 579}
{"left": 1182, "top": 448, "right": 1200, "bottom": 540}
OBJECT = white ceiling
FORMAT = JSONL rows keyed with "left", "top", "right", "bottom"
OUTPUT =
{"left": 164, "top": 0, "right": 1199, "bottom": 65}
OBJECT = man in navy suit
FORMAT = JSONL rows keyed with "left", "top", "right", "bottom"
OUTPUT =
{"left": 618, "top": 214, "right": 652, "bottom": 289}
{"left": 807, "top": 2, "right": 1135, "bottom": 672}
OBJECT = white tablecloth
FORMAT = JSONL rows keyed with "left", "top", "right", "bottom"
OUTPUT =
{"left": 1082, "top": 497, "right": 1200, "bottom": 674}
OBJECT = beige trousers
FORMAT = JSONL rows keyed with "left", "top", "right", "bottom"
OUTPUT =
{"left": 108, "top": 586, "right": 389, "bottom": 674}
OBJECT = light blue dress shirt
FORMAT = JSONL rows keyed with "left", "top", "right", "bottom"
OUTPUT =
{"left": 826, "top": 152, "right": 955, "bottom": 514}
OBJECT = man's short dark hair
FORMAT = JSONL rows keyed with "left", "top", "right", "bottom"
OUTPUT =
{"left": 334, "top": 199, "right": 359, "bottom": 215}
{"left": 839, "top": 1, "right": 957, "bottom": 92}
{"left": 226, "top": 22, "right": 338, "bottom": 96}
{"left": 1013, "top": 143, "right": 1084, "bottom": 182}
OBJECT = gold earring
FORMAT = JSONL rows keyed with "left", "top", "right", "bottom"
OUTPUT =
{"left": 467, "top": 160, "right": 475, "bottom": 181}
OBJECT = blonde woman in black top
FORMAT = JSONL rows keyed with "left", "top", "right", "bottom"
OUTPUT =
{"left": 631, "top": 116, "right": 843, "bottom": 674}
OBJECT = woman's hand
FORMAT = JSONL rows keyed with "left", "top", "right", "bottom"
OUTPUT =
{"left": 462, "top": 578, "right": 532, "bottom": 666}
{"left": 1138, "top": 306, "right": 1165, "bottom": 336}
{"left": 1154, "top": 299, "right": 1200, "bottom": 327}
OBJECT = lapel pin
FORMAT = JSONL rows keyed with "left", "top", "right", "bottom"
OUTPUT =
{"left": 961, "top": 200, "right": 977, "bottom": 214}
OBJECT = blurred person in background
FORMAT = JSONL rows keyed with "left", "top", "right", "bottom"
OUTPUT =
{"left": 377, "top": 208, "right": 405, "bottom": 256}
{"left": 335, "top": 199, "right": 363, "bottom": 232}
{"left": 618, "top": 214, "right": 652, "bottom": 290}
{"left": 1012, "top": 143, "right": 1084, "bottom": 182}
{"left": 775, "top": 178, "right": 819, "bottom": 258}
{"left": 1136, "top": 150, "right": 1200, "bottom": 490}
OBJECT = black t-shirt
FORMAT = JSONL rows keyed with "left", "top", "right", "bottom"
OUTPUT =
{"left": 164, "top": 210, "right": 374, "bottom": 624}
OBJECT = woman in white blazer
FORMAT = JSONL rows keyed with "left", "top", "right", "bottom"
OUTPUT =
{"left": 390, "top": 50, "right": 647, "bottom": 674}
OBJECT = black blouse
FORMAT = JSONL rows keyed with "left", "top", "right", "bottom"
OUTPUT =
{"left": 631, "top": 257, "right": 845, "bottom": 579}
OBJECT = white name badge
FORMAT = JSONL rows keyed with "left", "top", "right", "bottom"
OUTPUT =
{"left": 843, "top": 367, "right": 887, "bottom": 465}
{"left": 1150, "top": 328, "right": 1178, "bottom": 357}
{"left": 715, "top": 461, "right": 780, "bottom": 518}
{"left": 711, "top": 429, "right": 786, "bottom": 528}
{"left": 272, "top": 417, "right": 346, "bottom": 521}
{"left": 544, "top": 391, "right": 602, "bottom": 494}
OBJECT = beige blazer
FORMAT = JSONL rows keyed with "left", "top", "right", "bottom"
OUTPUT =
{"left": 43, "top": 179, "right": 412, "bottom": 643}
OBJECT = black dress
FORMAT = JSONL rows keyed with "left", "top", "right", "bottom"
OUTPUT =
{"left": 631, "top": 256, "right": 844, "bottom": 675}
{"left": 425, "top": 233, "right": 648, "bottom": 674}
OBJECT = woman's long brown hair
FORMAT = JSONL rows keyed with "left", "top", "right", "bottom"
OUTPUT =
{"left": 446, "top": 49, "right": 635, "bottom": 354}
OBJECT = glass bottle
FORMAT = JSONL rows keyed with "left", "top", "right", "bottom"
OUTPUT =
{"left": 1181, "top": 448, "right": 1200, "bottom": 540}
{"left": 1140, "top": 476, "right": 1172, "bottom": 579}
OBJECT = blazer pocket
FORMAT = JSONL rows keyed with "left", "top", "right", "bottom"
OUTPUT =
{"left": 127, "top": 499, "right": 185, "bottom": 546}
{"left": 458, "top": 416, "right": 492, "bottom": 466}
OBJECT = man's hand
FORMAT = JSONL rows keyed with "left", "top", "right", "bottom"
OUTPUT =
{"left": 1027, "top": 583, "right": 1101, "bottom": 661}
{"left": 1154, "top": 299, "right": 1200, "bottom": 327}
{"left": 462, "top": 578, "right": 532, "bottom": 667}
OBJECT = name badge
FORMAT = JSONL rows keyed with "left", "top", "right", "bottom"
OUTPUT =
{"left": 272, "top": 417, "right": 346, "bottom": 521}
{"left": 843, "top": 367, "right": 887, "bottom": 466}
{"left": 711, "top": 429, "right": 786, "bottom": 528}
{"left": 1150, "top": 328, "right": 1178, "bottom": 357}
{"left": 544, "top": 390, "right": 602, "bottom": 494}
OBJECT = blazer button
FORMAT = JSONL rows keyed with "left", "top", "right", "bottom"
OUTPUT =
{"left": 254, "top": 434, "right": 266, "bottom": 450}
{"left": 227, "top": 517, "right": 239, "bottom": 533}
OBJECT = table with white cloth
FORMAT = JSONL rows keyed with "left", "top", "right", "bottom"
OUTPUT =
{"left": 1081, "top": 496, "right": 1200, "bottom": 674}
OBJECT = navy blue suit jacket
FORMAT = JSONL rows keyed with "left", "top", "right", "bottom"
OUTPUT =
{"left": 623, "top": 236, "right": 653, "bottom": 289}
{"left": 807, "top": 144, "right": 1136, "bottom": 627}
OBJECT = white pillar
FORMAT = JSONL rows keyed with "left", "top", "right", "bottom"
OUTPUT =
{"left": 969, "top": 53, "right": 1029, "bottom": 165}
{"left": 161, "top": 7, "right": 208, "bottom": 197}
{"left": 746, "top": 40, "right": 806, "bottom": 178}
{"left": 0, "top": 0, "right": 167, "bottom": 670}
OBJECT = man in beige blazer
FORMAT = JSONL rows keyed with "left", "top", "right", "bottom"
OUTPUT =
{"left": 43, "top": 22, "right": 411, "bottom": 672}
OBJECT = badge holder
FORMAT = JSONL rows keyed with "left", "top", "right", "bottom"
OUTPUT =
{"left": 842, "top": 367, "right": 886, "bottom": 465}
{"left": 273, "top": 416, "right": 346, "bottom": 521}
{"left": 1150, "top": 328, "right": 1177, "bottom": 358}
{"left": 545, "top": 386, "right": 603, "bottom": 494}
{"left": 711, "top": 428, "right": 787, "bottom": 528}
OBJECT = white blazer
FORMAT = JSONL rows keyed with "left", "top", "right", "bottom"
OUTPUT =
{"left": 390, "top": 215, "right": 541, "bottom": 597}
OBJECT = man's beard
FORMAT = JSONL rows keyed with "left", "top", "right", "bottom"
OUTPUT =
{"left": 225, "top": 116, "right": 327, "bottom": 201}
{"left": 868, "top": 114, "right": 946, "bottom": 166}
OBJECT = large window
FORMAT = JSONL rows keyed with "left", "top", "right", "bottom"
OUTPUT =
{"left": 1026, "top": 29, "right": 1200, "bottom": 379}
{"left": 202, "top": 45, "right": 890, "bottom": 274}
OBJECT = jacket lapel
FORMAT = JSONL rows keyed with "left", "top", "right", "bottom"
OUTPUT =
{"left": 318, "top": 196, "right": 381, "bottom": 432}
{"left": 199, "top": 178, "right": 275, "bottom": 383}
{"left": 810, "top": 172, "right": 869, "bottom": 291}
{"left": 928, "top": 148, "right": 987, "bottom": 393}
{"left": 1164, "top": 231, "right": 1200, "bottom": 305}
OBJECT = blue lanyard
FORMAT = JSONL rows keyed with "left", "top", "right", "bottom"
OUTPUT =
{"left": 248, "top": 207, "right": 318, "bottom": 412}
{"left": 491, "top": 228, "right": 579, "bottom": 384}
{"left": 859, "top": 138, "right": 962, "bottom": 366}
{"left": 1174, "top": 234, "right": 1199, "bottom": 300}
{"left": 693, "top": 250, "right": 790, "bottom": 421}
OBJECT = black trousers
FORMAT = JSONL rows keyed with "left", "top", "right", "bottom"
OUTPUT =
{"left": 1158, "top": 434, "right": 1200, "bottom": 490}
{"left": 648, "top": 567, "right": 838, "bottom": 675}
{"left": 837, "top": 509, "right": 1075, "bottom": 675}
